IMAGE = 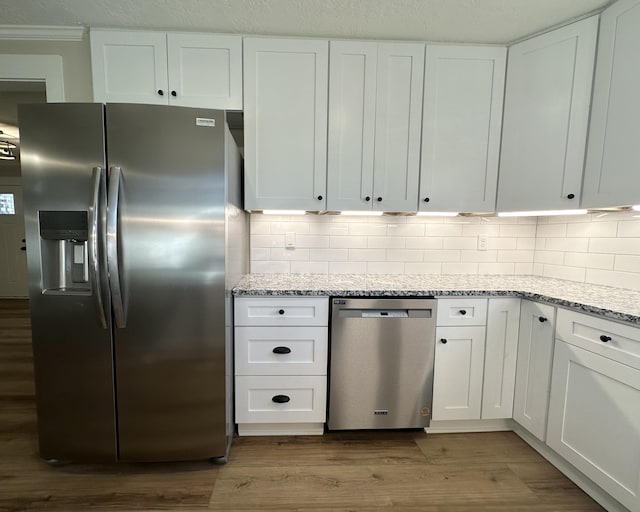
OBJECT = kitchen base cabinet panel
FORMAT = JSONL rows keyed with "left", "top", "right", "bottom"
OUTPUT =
{"left": 236, "top": 376, "right": 326, "bottom": 424}
{"left": 512, "top": 301, "right": 555, "bottom": 441}
{"left": 432, "top": 326, "right": 486, "bottom": 421}
{"left": 482, "top": 298, "right": 520, "bottom": 419}
{"left": 547, "top": 341, "right": 640, "bottom": 512}
{"left": 234, "top": 296, "right": 329, "bottom": 436}
{"left": 235, "top": 326, "right": 327, "bottom": 376}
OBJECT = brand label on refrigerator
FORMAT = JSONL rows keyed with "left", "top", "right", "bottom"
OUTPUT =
{"left": 195, "top": 118, "right": 216, "bottom": 127}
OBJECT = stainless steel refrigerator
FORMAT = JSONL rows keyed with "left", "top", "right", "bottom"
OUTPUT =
{"left": 19, "top": 103, "right": 247, "bottom": 463}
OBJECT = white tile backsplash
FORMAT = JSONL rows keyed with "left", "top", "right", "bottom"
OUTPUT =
{"left": 249, "top": 212, "right": 640, "bottom": 291}
{"left": 533, "top": 211, "right": 640, "bottom": 291}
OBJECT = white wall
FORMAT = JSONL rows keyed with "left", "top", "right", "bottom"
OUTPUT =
{"left": 250, "top": 211, "right": 640, "bottom": 291}
{"left": 0, "top": 38, "right": 93, "bottom": 102}
{"left": 533, "top": 210, "right": 640, "bottom": 291}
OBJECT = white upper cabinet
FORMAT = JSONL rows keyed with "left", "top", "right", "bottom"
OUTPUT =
{"left": 91, "top": 30, "right": 167, "bottom": 104}
{"left": 90, "top": 29, "right": 242, "bottom": 109}
{"left": 583, "top": 0, "right": 640, "bottom": 208}
{"left": 244, "top": 37, "right": 329, "bottom": 211}
{"left": 165, "top": 33, "right": 242, "bottom": 109}
{"left": 497, "top": 17, "right": 597, "bottom": 212}
{"left": 419, "top": 45, "right": 506, "bottom": 213}
{"left": 327, "top": 41, "right": 424, "bottom": 212}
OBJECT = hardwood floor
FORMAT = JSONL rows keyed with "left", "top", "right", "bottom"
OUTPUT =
{"left": 0, "top": 299, "right": 604, "bottom": 511}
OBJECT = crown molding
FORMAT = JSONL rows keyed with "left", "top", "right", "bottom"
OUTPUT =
{"left": 0, "top": 25, "right": 84, "bottom": 42}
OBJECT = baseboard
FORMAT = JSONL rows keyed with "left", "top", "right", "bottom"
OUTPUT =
{"left": 426, "top": 418, "right": 515, "bottom": 433}
{"left": 237, "top": 422, "right": 325, "bottom": 436}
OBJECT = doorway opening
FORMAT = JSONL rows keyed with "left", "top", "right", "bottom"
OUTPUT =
{"left": 0, "top": 81, "right": 47, "bottom": 297}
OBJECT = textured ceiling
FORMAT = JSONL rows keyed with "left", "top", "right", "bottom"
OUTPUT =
{"left": 0, "top": 0, "right": 613, "bottom": 44}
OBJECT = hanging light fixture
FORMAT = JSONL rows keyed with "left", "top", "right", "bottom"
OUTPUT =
{"left": 0, "top": 130, "right": 17, "bottom": 160}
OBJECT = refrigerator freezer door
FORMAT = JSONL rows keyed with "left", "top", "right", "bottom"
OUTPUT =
{"left": 19, "top": 103, "right": 116, "bottom": 462}
{"left": 105, "top": 104, "right": 227, "bottom": 461}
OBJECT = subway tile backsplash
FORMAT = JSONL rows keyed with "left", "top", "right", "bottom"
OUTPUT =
{"left": 250, "top": 214, "right": 537, "bottom": 276}
{"left": 249, "top": 210, "right": 640, "bottom": 291}
{"left": 533, "top": 211, "right": 640, "bottom": 291}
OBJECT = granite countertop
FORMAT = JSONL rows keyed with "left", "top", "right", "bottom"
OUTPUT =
{"left": 233, "top": 274, "right": 640, "bottom": 325}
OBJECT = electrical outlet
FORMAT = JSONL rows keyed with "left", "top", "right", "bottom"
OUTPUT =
{"left": 285, "top": 231, "right": 296, "bottom": 248}
{"left": 478, "top": 234, "right": 488, "bottom": 251}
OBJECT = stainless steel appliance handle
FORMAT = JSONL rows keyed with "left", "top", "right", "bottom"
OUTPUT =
{"left": 107, "top": 166, "right": 126, "bottom": 328}
{"left": 90, "top": 166, "right": 107, "bottom": 329}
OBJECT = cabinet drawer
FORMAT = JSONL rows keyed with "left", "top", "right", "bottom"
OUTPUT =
{"left": 436, "top": 298, "right": 488, "bottom": 326}
{"left": 235, "top": 297, "right": 329, "bottom": 326}
{"left": 235, "top": 375, "right": 327, "bottom": 424}
{"left": 556, "top": 308, "right": 640, "bottom": 369}
{"left": 235, "top": 326, "right": 328, "bottom": 375}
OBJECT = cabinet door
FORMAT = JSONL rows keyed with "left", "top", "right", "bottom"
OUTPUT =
{"left": 432, "top": 326, "right": 486, "bottom": 421}
{"left": 583, "top": 0, "right": 640, "bottom": 208}
{"left": 513, "top": 301, "right": 555, "bottom": 441}
{"left": 166, "top": 33, "right": 242, "bottom": 109}
{"left": 497, "top": 17, "right": 597, "bottom": 212}
{"left": 482, "top": 298, "right": 520, "bottom": 419}
{"left": 90, "top": 29, "right": 168, "bottom": 104}
{"left": 372, "top": 43, "right": 424, "bottom": 212}
{"left": 420, "top": 45, "right": 505, "bottom": 213}
{"left": 326, "top": 41, "right": 377, "bottom": 211}
{"left": 244, "top": 38, "right": 328, "bottom": 211}
{"left": 547, "top": 341, "right": 640, "bottom": 511}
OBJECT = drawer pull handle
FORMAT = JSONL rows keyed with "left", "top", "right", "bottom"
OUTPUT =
{"left": 440, "top": 338, "right": 448, "bottom": 344}
{"left": 272, "top": 395, "right": 290, "bottom": 404}
{"left": 599, "top": 335, "right": 612, "bottom": 343}
{"left": 278, "top": 309, "right": 285, "bottom": 315}
{"left": 459, "top": 309, "right": 467, "bottom": 315}
{"left": 538, "top": 316, "right": 548, "bottom": 323}
{"left": 272, "top": 346, "right": 291, "bottom": 354}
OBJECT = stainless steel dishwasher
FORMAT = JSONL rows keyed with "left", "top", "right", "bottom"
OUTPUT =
{"left": 328, "top": 297, "right": 437, "bottom": 430}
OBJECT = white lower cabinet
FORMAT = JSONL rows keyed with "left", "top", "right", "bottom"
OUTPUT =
{"left": 547, "top": 340, "right": 640, "bottom": 512}
{"left": 432, "top": 325, "right": 486, "bottom": 420}
{"left": 234, "top": 296, "right": 328, "bottom": 435}
{"left": 546, "top": 309, "right": 640, "bottom": 511}
{"left": 432, "top": 298, "right": 520, "bottom": 422}
{"left": 512, "top": 301, "right": 555, "bottom": 441}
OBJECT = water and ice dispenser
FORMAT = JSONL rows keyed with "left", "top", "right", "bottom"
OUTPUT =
{"left": 39, "top": 211, "right": 90, "bottom": 293}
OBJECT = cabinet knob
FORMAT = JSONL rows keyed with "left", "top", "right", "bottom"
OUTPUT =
{"left": 272, "top": 346, "right": 292, "bottom": 354}
{"left": 157, "top": 89, "right": 164, "bottom": 96}
{"left": 423, "top": 197, "right": 430, "bottom": 203}
{"left": 440, "top": 338, "right": 448, "bottom": 344}
{"left": 272, "top": 395, "right": 290, "bottom": 404}
{"left": 377, "top": 197, "right": 383, "bottom": 202}
{"left": 365, "top": 196, "right": 371, "bottom": 202}
{"left": 171, "top": 90, "right": 177, "bottom": 97}
{"left": 278, "top": 309, "right": 285, "bottom": 315}
{"left": 20, "top": 246, "right": 26, "bottom": 251}
{"left": 567, "top": 193, "right": 575, "bottom": 199}
{"left": 538, "top": 316, "right": 548, "bottom": 323}
{"left": 599, "top": 335, "right": 611, "bottom": 343}
{"left": 459, "top": 309, "right": 467, "bottom": 316}
{"left": 317, "top": 195, "right": 323, "bottom": 201}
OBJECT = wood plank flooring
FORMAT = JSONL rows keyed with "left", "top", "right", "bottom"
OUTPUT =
{"left": 0, "top": 299, "right": 604, "bottom": 511}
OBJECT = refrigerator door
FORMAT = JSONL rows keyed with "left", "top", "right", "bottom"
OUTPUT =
{"left": 19, "top": 103, "right": 116, "bottom": 462}
{"left": 105, "top": 104, "right": 227, "bottom": 461}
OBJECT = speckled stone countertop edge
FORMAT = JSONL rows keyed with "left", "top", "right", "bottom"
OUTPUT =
{"left": 232, "top": 274, "right": 640, "bottom": 325}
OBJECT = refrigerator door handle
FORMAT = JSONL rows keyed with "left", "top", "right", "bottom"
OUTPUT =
{"left": 90, "top": 166, "right": 108, "bottom": 329}
{"left": 107, "top": 166, "right": 127, "bottom": 328}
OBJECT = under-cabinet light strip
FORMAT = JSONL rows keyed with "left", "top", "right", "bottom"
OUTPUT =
{"left": 497, "top": 209, "right": 588, "bottom": 217}
{"left": 261, "top": 210, "right": 307, "bottom": 215}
